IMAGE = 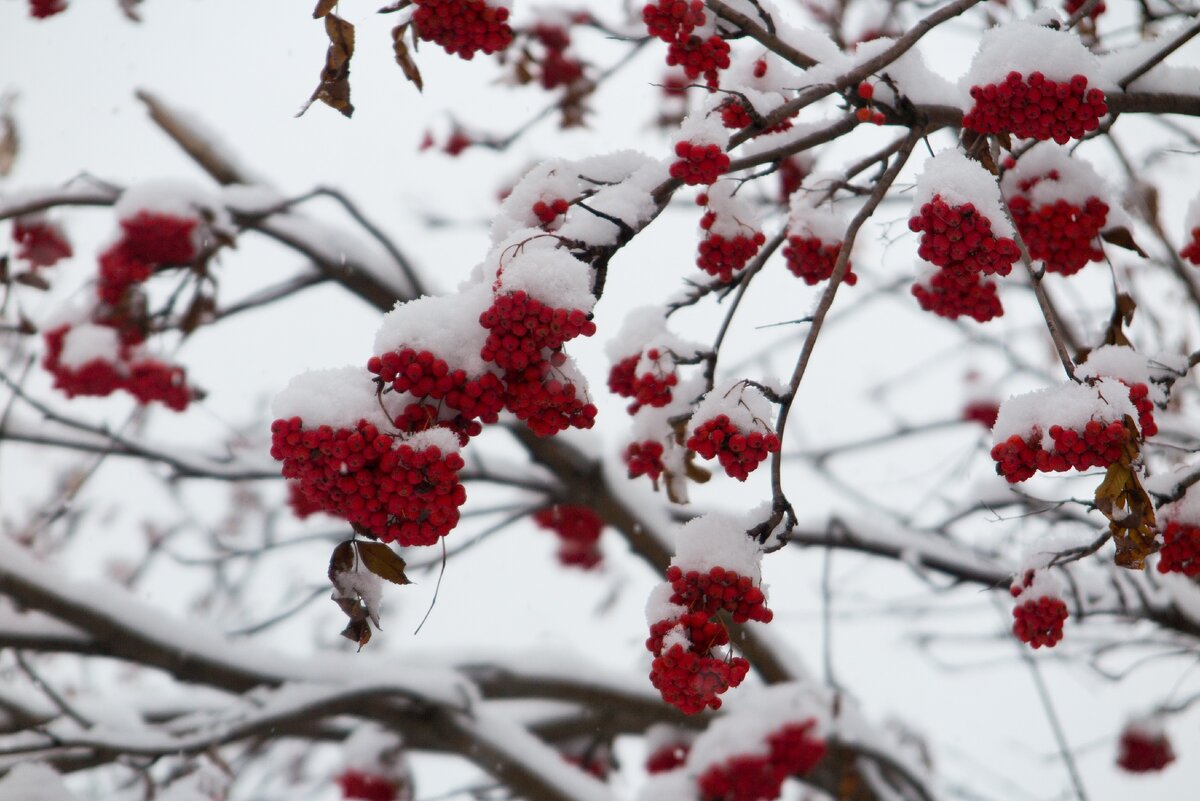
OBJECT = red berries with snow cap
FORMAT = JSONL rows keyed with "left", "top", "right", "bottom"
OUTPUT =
{"left": 695, "top": 184, "right": 765, "bottom": 283}
{"left": 965, "top": 71, "right": 1107, "bottom": 144}
{"left": 671, "top": 141, "right": 729, "bottom": 186}
{"left": 1010, "top": 569, "right": 1068, "bottom": 648}
{"left": 686, "top": 381, "right": 780, "bottom": 481}
{"left": 908, "top": 196, "right": 1019, "bottom": 278}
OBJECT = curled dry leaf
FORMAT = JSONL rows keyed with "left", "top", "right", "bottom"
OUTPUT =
{"left": 298, "top": 14, "right": 356, "bottom": 118}
{"left": 1094, "top": 418, "right": 1158, "bottom": 570}
{"left": 1101, "top": 226, "right": 1149, "bottom": 258}
{"left": 355, "top": 540, "right": 412, "bottom": 585}
{"left": 392, "top": 24, "right": 424, "bottom": 92}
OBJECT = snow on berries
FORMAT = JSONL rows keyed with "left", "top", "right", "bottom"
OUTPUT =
{"left": 644, "top": 724, "right": 694, "bottom": 774}
{"left": 410, "top": 0, "right": 514, "bottom": 60}
{"left": 696, "top": 719, "right": 826, "bottom": 801}
{"left": 337, "top": 725, "right": 412, "bottom": 801}
{"left": 990, "top": 377, "right": 1140, "bottom": 483}
{"left": 784, "top": 185, "right": 855, "bottom": 286}
{"left": 686, "top": 381, "right": 780, "bottom": 481}
{"left": 1117, "top": 720, "right": 1175, "bottom": 773}
{"left": 961, "top": 19, "right": 1111, "bottom": 144}
{"left": 909, "top": 150, "right": 1020, "bottom": 278}
{"left": 43, "top": 322, "right": 194, "bottom": 411}
{"left": 694, "top": 182, "right": 765, "bottom": 283}
{"left": 1076, "top": 344, "right": 1164, "bottom": 438}
{"left": 12, "top": 216, "right": 72, "bottom": 268}
{"left": 1010, "top": 569, "right": 1068, "bottom": 648}
{"left": 670, "top": 111, "right": 730, "bottom": 187}
{"left": 270, "top": 368, "right": 467, "bottom": 547}
{"left": 1182, "top": 197, "right": 1200, "bottom": 265}
{"left": 1001, "top": 144, "right": 1120, "bottom": 276}
{"left": 646, "top": 513, "right": 768, "bottom": 714}
{"left": 606, "top": 306, "right": 700, "bottom": 414}
{"left": 491, "top": 159, "right": 586, "bottom": 242}
{"left": 533, "top": 504, "right": 604, "bottom": 569}
{"left": 715, "top": 55, "right": 798, "bottom": 136}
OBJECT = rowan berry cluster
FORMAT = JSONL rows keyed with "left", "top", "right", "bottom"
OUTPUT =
{"left": 1126, "top": 382, "right": 1158, "bottom": 437}
{"left": 696, "top": 720, "right": 826, "bottom": 801}
{"left": 410, "top": 0, "right": 513, "bottom": 60}
{"left": 783, "top": 235, "right": 856, "bottom": 286}
{"left": 853, "top": 81, "right": 886, "bottom": 125}
{"left": 963, "top": 72, "right": 1107, "bottom": 144}
{"left": 1011, "top": 595, "right": 1069, "bottom": 648}
{"left": 642, "top": 0, "right": 730, "bottom": 88}
{"left": 336, "top": 770, "right": 399, "bottom": 801}
{"left": 717, "top": 97, "right": 793, "bottom": 136}
{"left": 670, "top": 141, "right": 730, "bottom": 186}
{"left": 532, "top": 198, "right": 570, "bottom": 225}
{"left": 29, "top": 0, "right": 66, "bottom": 18}
{"left": 647, "top": 613, "right": 750, "bottom": 715}
{"left": 270, "top": 418, "right": 466, "bottom": 547}
{"left": 1156, "top": 520, "right": 1200, "bottom": 576}
{"left": 686, "top": 414, "right": 780, "bottom": 481}
{"left": 911, "top": 269, "right": 1003, "bottom": 322}
{"left": 367, "top": 348, "right": 505, "bottom": 425}
{"left": 962, "top": 401, "right": 1000, "bottom": 428}
{"left": 608, "top": 350, "right": 678, "bottom": 412}
{"left": 287, "top": 479, "right": 325, "bottom": 519}
{"left": 479, "top": 290, "right": 596, "bottom": 372}
{"left": 908, "top": 196, "right": 1020, "bottom": 278}
{"left": 12, "top": 218, "right": 72, "bottom": 268}
{"left": 777, "top": 156, "right": 808, "bottom": 203}
{"left": 503, "top": 366, "right": 598, "bottom": 436}
{"left": 1116, "top": 726, "right": 1175, "bottom": 773}
{"left": 666, "top": 564, "right": 772, "bottom": 624}
{"left": 1182, "top": 226, "right": 1200, "bottom": 265}
{"left": 991, "top": 419, "right": 1129, "bottom": 483}
{"left": 533, "top": 504, "right": 604, "bottom": 569}
{"left": 624, "top": 440, "right": 666, "bottom": 483}
{"left": 42, "top": 324, "right": 193, "bottom": 411}
{"left": 696, "top": 208, "right": 766, "bottom": 283}
{"left": 526, "top": 23, "right": 584, "bottom": 90}
{"left": 1008, "top": 195, "right": 1108, "bottom": 276}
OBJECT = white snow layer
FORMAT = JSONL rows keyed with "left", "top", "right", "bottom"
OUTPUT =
{"left": 961, "top": 16, "right": 1113, "bottom": 100}
{"left": 688, "top": 379, "right": 777, "bottom": 439}
{"left": 58, "top": 323, "right": 123, "bottom": 369}
{"left": 271, "top": 366, "right": 395, "bottom": 430}
{"left": 0, "top": 763, "right": 76, "bottom": 801}
{"left": 373, "top": 283, "right": 494, "bottom": 376}
{"left": 992, "top": 376, "right": 1139, "bottom": 448}
{"left": 671, "top": 512, "right": 765, "bottom": 582}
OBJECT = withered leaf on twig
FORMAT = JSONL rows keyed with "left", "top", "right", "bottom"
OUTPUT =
{"left": 391, "top": 24, "right": 424, "bottom": 92}
{"left": 1101, "top": 226, "right": 1149, "bottom": 258}
{"left": 298, "top": 14, "right": 356, "bottom": 118}
{"left": 356, "top": 540, "right": 412, "bottom": 585}
{"left": 1094, "top": 417, "right": 1158, "bottom": 570}
{"left": 313, "top": 0, "right": 339, "bottom": 18}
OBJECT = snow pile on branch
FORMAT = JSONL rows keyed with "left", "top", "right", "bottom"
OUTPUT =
{"left": 912, "top": 149, "right": 1014, "bottom": 238}
{"left": 961, "top": 14, "right": 1114, "bottom": 99}
{"left": 993, "top": 377, "right": 1140, "bottom": 449}
{"left": 374, "top": 284, "right": 495, "bottom": 376}
{"left": 0, "top": 763, "right": 76, "bottom": 801}
{"left": 271, "top": 366, "right": 396, "bottom": 430}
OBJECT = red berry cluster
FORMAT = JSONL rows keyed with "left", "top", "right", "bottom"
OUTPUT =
{"left": 647, "top": 612, "right": 750, "bottom": 715}
{"left": 670, "top": 141, "right": 730, "bottom": 186}
{"left": 783, "top": 235, "right": 856, "bottom": 286}
{"left": 642, "top": 0, "right": 705, "bottom": 41}
{"left": 777, "top": 156, "right": 807, "bottom": 204}
{"left": 646, "top": 742, "right": 690, "bottom": 774}
{"left": 962, "top": 401, "right": 1000, "bottom": 428}
{"left": 532, "top": 197, "right": 570, "bottom": 225}
{"left": 29, "top": 0, "right": 66, "bottom": 18}
{"left": 1126, "top": 382, "right": 1158, "bottom": 437}
{"left": 964, "top": 72, "right": 1107, "bottom": 144}
{"left": 533, "top": 504, "right": 604, "bottom": 569}
{"left": 668, "top": 36, "right": 731, "bottom": 89}
{"left": 718, "top": 98, "right": 793, "bottom": 136}
{"left": 336, "top": 770, "right": 398, "bottom": 801}
{"left": 1012, "top": 582, "right": 1070, "bottom": 652}
{"left": 696, "top": 209, "right": 766, "bottom": 283}
{"left": 912, "top": 269, "right": 1003, "bottom": 323}
{"left": 119, "top": 211, "right": 198, "bottom": 265}
{"left": 1156, "top": 520, "right": 1200, "bottom": 576}
{"left": 287, "top": 479, "right": 325, "bottom": 519}
{"left": 1181, "top": 226, "right": 1200, "bottom": 265}
{"left": 608, "top": 351, "right": 678, "bottom": 412}
{"left": 624, "top": 440, "right": 666, "bottom": 483}
{"left": 270, "top": 417, "right": 466, "bottom": 546}
{"left": 686, "top": 415, "right": 780, "bottom": 481}
{"left": 42, "top": 325, "right": 194, "bottom": 411}
{"left": 908, "top": 196, "right": 1020, "bottom": 278}
{"left": 479, "top": 290, "right": 596, "bottom": 372}
{"left": 666, "top": 565, "right": 772, "bottom": 625}
{"left": 411, "top": 0, "right": 513, "bottom": 60}
{"left": 527, "top": 23, "right": 584, "bottom": 90}
{"left": 12, "top": 219, "right": 72, "bottom": 268}
{"left": 991, "top": 419, "right": 1129, "bottom": 483}
{"left": 502, "top": 365, "right": 598, "bottom": 436}
{"left": 697, "top": 720, "right": 826, "bottom": 801}
{"left": 97, "top": 244, "right": 154, "bottom": 305}
{"left": 367, "top": 348, "right": 505, "bottom": 427}
{"left": 1117, "top": 727, "right": 1175, "bottom": 773}
{"left": 1008, "top": 195, "right": 1108, "bottom": 276}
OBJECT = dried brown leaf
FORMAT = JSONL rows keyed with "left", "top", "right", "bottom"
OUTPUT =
{"left": 1101, "top": 226, "right": 1149, "bottom": 258}
{"left": 391, "top": 24, "right": 423, "bottom": 92}
{"left": 355, "top": 540, "right": 412, "bottom": 586}
{"left": 298, "top": 14, "right": 356, "bottom": 118}
{"left": 313, "top": 0, "right": 339, "bottom": 18}
{"left": 1094, "top": 418, "right": 1158, "bottom": 570}
{"left": 13, "top": 272, "right": 50, "bottom": 291}
{"left": 328, "top": 540, "right": 356, "bottom": 584}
